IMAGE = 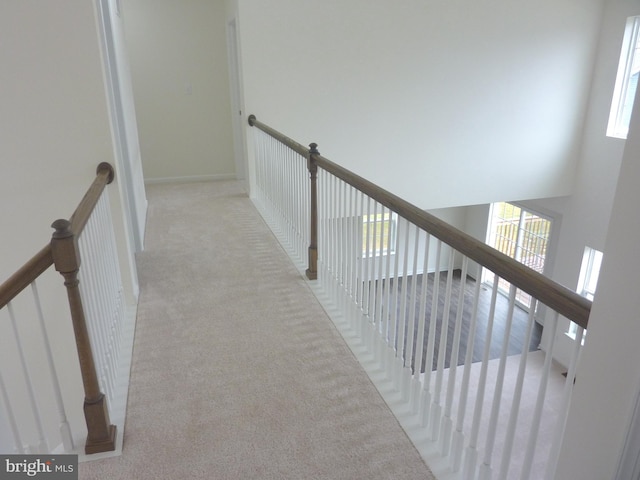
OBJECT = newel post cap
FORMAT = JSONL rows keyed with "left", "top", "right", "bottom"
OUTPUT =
{"left": 97, "top": 162, "right": 115, "bottom": 184}
{"left": 51, "top": 219, "right": 73, "bottom": 239}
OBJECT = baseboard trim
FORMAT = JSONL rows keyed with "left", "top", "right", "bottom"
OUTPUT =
{"left": 145, "top": 174, "right": 237, "bottom": 185}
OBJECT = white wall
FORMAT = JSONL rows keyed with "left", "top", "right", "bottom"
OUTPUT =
{"left": 0, "top": 3, "right": 116, "bottom": 271}
{"left": 237, "top": 0, "right": 603, "bottom": 210}
{"left": 387, "top": 207, "right": 469, "bottom": 278}
{"left": 0, "top": 0, "right": 138, "bottom": 449}
{"left": 556, "top": 44, "right": 640, "bottom": 479}
{"left": 122, "top": 0, "right": 236, "bottom": 182}
{"left": 522, "top": 0, "right": 639, "bottom": 367}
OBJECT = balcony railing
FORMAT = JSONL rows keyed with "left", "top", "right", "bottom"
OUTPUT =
{"left": 0, "top": 163, "right": 130, "bottom": 456}
{"left": 248, "top": 115, "right": 590, "bottom": 480}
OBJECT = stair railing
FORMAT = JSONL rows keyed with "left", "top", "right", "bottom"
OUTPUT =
{"left": 248, "top": 115, "right": 590, "bottom": 480}
{"left": 0, "top": 162, "right": 120, "bottom": 455}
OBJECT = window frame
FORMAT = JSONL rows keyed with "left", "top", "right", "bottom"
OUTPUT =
{"left": 361, "top": 211, "right": 398, "bottom": 258}
{"left": 607, "top": 15, "right": 640, "bottom": 139}
{"left": 568, "top": 246, "right": 603, "bottom": 338}
{"left": 483, "top": 201, "right": 553, "bottom": 311}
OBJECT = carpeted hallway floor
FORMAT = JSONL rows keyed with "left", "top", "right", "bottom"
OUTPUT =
{"left": 78, "top": 180, "right": 434, "bottom": 480}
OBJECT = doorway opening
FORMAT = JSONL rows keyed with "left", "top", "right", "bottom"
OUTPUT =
{"left": 484, "top": 202, "right": 552, "bottom": 310}
{"left": 227, "top": 18, "right": 247, "bottom": 183}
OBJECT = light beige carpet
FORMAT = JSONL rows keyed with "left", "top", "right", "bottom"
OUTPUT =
{"left": 78, "top": 180, "right": 434, "bottom": 480}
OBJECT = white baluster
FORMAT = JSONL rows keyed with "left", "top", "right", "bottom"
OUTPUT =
{"left": 98, "top": 192, "right": 122, "bottom": 401}
{"left": 318, "top": 168, "right": 326, "bottom": 284}
{"left": 431, "top": 250, "right": 455, "bottom": 442}
{"left": 330, "top": 176, "right": 338, "bottom": 303}
{"left": 411, "top": 232, "right": 431, "bottom": 413}
{"left": 82, "top": 217, "right": 110, "bottom": 397}
{"left": 326, "top": 171, "right": 333, "bottom": 300}
{"left": 278, "top": 141, "right": 285, "bottom": 235}
{"left": 404, "top": 225, "right": 420, "bottom": 408}
{"left": 381, "top": 208, "right": 395, "bottom": 361}
{"left": 362, "top": 196, "right": 371, "bottom": 320}
{"left": 375, "top": 206, "right": 387, "bottom": 365}
{"left": 345, "top": 185, "right": 354, "bottom": 307}
{"left": 463, "top": 274, "right": 500, "bottom": 479}
{"left": 544, "top": 325, "right": 584, "bottom": 479}
{"left": 31, "top": 282, "right": 74, "bottom": 452}
{"left": 105, "top": 194, "right": 126, "bottom": 371}
{"left": 353, "top": 189, "right": 363, "bottom": 328}
{"left": 451, "top": 263, "right": 483, "bottom": 472}
{"left": 101, "top": 191, "right": 124, "bottom": 398}
{"left": 441, "top": 257, "right": 469, "bottom": 457}
{"left": 420, "top": 240, "right": 442, "bottom": 429}
{"left": 520, "top": 311, "right": 559, "bottom": 479}
{"left": 348, "top": 186, "right": 359, "bottom": 331}
{"left": 289, "top": 148, "right": 295, "bottom": 252}
{"left": 339, "top": 181, "right": 348, "bottom": 312}
{"left": 497, "top": 302, "right": 538, "bottom": 480}
{"left": 478, "top": 284, "right": 518, "bottom": 480}
{"left": 92, "top": 198, "right": 114, "bottom": 394}
{"left": 303, "top": 151, "right": 309, "bottom": 261}
{"left": 387, "top": 215, "right": 402, "bottom": 382}
{"left": 378, "top": 212, "right": 391, "bottom": 374}
{"left": 396, "top": 219, "right": 411, "bottom": 396}
{"left": 325, "top": 173, "right": 333, "bottom": 290}
{"left": 0, "top": 369, "right": 23, "bottom": 453}
{"left": 331, "top": 174, "right": 339, "bottom": 295}
{"left": 7, "top": 302, "right": 47, "bottom": 453}
{"left": 368, "top": 200, "right": 379, "bottom": 347}
{"left": 296, "top": 149, "right": 301, "bottom": 260}
{"left": 79, "top": 218, "right": 111, "bottom": 399}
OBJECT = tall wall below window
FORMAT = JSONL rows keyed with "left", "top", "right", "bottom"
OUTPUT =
{"left": 235, "top": 0, "right": 604, "bottom": 210}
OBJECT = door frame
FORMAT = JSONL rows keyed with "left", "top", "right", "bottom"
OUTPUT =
{"left": 226, "top": 17, "right": 248, "bottom": 186}
{"left": 95, "top": 0, "right": 146, "bottom": 253}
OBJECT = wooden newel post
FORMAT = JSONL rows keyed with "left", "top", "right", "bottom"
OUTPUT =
{"left": 306, "top": 143, "right": 319, "bottom": 280}
{"left": 50, "top": 219, "right": 116, "bottom": 454}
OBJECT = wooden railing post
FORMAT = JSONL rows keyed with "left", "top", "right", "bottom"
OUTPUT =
{"left": 306, "top": 143, "right": 319, "bottom": 280}
{"left": 50, "top": 219, "right": 116, "bottom": 454}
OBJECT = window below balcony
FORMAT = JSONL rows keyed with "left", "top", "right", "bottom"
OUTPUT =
{"left": 362, "top": 212, "right": 397, "bottom": 258}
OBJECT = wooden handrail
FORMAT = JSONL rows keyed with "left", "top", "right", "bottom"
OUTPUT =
{"left": 0, "top": 244, "right": 53, "bottom": 309}
{"left": 0, "top": 162, "right": 114, "bottom": 309}
{"left": 249, "top": 115, "right": 309, "bottom": 158}
{"left": 70, "top": 162, "right": 115, "bottom": 235}
{"left": 248, "top": 115, "right": 591, "bottom": 329}
{"left": 0, "top": 162, "right": 117, "bottom": 455}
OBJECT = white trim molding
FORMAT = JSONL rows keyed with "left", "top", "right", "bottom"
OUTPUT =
{"left": 145, "top": 174, "right": 237, "bottom": 185}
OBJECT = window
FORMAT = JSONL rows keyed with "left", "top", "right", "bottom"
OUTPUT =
{"left": 568, "top": 246, "right": 603, "bottom": 338}
{"left": 484, "top": 202, "right": 552, "bottom": 309}
{"left": 607, "top": 16, "right": 640, "bottom": 139}
{"left": 362, "top": 212, "right": 397, "bottom": 257}
{"left": 577, "top": 246, "right": 603, "bottom": 301}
